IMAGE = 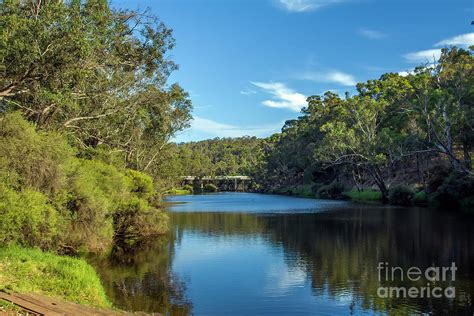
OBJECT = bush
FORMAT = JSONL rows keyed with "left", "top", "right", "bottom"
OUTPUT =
{"left": 0, "top": 185, "right": 62, "bottom": 250}
{"left": 413, "top": 190, "right": 428, "bottom": 205}
{"left": 203, "top": 183, "right": 218, "bottom": 192}
{"left": 183, "top": 184, "right": 194, "bottom": 193}
{"left": 0, "top": 113, "right": 169, "bottom": 254}
{"left": 64, "top": 159, "right": 131, "bottom": 253}
{"left": 288, "top": 184, "right": 313, "bottom": 197}
{"left": 311, "top": 183, "right": 324, "bottom": 194}
{"left": 126, "top": 169, "right": 154, "bottom": 200}
{"left": 316, "top": 181, "right": 345, "bottom": 199}
{"left": 113, "top": 197, "right": 168, "bottom": 252}
{"left": 389, "top": 185, "right": 415, "bottom": 206}
{"left": 0, "top": 112, "right": 72, "bottom": 194}
{"left": 432, "top": 172, "right": 474, "bottom": 208}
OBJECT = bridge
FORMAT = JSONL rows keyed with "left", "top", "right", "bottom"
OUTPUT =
{"left": 181, "top": 176, "right": 252, "bottom": 191}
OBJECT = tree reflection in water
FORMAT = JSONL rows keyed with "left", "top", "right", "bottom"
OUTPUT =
{"left": 90, "top": 200, "right": 474, "bottom": 315}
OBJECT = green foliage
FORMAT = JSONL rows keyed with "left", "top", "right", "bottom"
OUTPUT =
{"left": 113, "top": 198, "right": 169, "bottom": 251}
{"left": 291, "top": 184, "right": 314, "bottom": 197}
{"left": 0, "top": 246, "right": 111, "bottom": 308}
{"left": 0, "top": 112, "right": 72, "bottom": 194}
{"left": 0, "top": 114, "right": 169, "bottom": 254}
{"left": 203, "top": 183, "right": 218, "bottom": 193}
{"left": 344, "top": 190, "right": 383, "bottom": 202}
{"left": 1, "top": 0, "right": 192, "bottom": 176}
{"left": 254, "top": 47, "right": 473, "bottom": 206}
{"left": 183, "top": 184, "right": 194, "bottom": 193}
{"left": 388, "top": 186, "right": 415, "bottom": 206}
{"left": 0, "top": 185, "right": 61, "bottom": 250}
{"left": 126, "top": 169, "right": 154, "bottom": 200}
{"left": 175, "top": 137, "right": 263, "bottom": 178}
{"left": 432, "top": 173, "right": 474, "bottom": 208}
{"left": 413, "top": 191, "right": 428, "bottom": 205}
{"left": 316, "top": 182, "right": 345, "bottom": 199}
{"left": 164, "top": 188, "right": 192, "bottom": 195}
{"left": 64, "top": 159, "right": 130, "bottom": 252}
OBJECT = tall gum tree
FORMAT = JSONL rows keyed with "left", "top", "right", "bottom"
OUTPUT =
{"left": 0, "top": 0, "right": 192, "bottom": 174}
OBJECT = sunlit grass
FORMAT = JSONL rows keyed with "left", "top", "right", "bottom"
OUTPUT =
{"left": 0, "top": 246, "right": 111, "bottom": 308}
{"left": 164, "top": 188, "right": 192, "bottom": 195}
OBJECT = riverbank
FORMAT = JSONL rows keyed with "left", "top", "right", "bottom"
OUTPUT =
{"left": 0, "top": 246, "right": 111, "bottom": 310}
{"left": 260, "top": 182, "right": 474, "bottom": 211}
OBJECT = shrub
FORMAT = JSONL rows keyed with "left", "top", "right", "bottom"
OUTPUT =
{"left": 389, "top": 185, "right": 415, "bottom": 206}
{"left": 0, "top": 113, "right": 169, "bottom": 254}
{"left": 0, "top": 112, "right": 72, "bottom": 194}
{"left": 316, "top": 181, "right": 345, "bottom": 199}
{"left": 311, "top": 183, "right": 324, "bottom": 194}
{"left": 432, "top": 172, "right": 474, "bottom": 208}
{"left": 126, "top": 169, "right": 154, "bottom": 200}
{"left": 413, "top": 191, "right": 428, "bottom": 205}
{"left": 0, "top": 185, "right": 62, "bottom": 250}
{"left": 425, "top": 166, "right": 450, "bottom": 193}
{"left": 289, "top": 184, "right": 314, "bottom": 197}
{"left": 64, "top": 159, "right": 131, "bottom": 253}
{"left": 183, "top": 184, "right": 194, "bottom": 193}
{"left": 113, "top": 197, "right": 168, "bottom": 252}
{"left": 203, "top": 183, "right": 218, "bottom": 192}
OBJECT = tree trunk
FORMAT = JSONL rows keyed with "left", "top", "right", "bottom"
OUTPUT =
{"left": 463, "top": 142, "right": 472, "bottom": 171}
{"left": 370, "top": 165, "right": 389, "bottom": 202}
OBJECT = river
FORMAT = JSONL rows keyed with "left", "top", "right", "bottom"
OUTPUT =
{"left": 91, "top": 192, "right": 474, "bottom": 315}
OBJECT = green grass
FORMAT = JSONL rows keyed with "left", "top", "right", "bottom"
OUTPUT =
{"left": 345, "top": 189, "right": 382, "bottom": 202}
{"left": 413, "top": 191, "right": 428, "bottom": 205}
{"left": 163, "top": 188, "right": 192, "bottom": 195}
{"left": 0, "top": 299, "right": 22, "bottom": 313}
{"left": 0, "top": 246, "right": 111, "bottom": 308}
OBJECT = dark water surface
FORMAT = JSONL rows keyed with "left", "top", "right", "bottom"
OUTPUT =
{"left": 91, "top": 193, "right": 474, "bottom": 315}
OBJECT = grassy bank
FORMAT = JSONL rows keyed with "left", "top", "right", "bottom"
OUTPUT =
{"left": 345, "top": 189, "right": 383, "bottom": 203}
{"left": 164, "top": 188, "right": 192, "bottom": 195}
{"left": 0, "top": 246, "right": 111, "bottom": 308}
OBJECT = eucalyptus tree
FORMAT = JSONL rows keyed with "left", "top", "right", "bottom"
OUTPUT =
{"left": 407, "top": 47, "right": 473, "bottom": 174}
{"left": 1, "top": 0, "right": 192, "bottom": 173}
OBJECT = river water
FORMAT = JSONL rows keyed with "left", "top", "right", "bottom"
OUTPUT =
{"left": 91, "top": 192, "right": 474, "bottom": 315}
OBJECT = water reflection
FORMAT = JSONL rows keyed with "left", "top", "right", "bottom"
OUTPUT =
{"left": 91, "top": 193, "right": 474, "bottom": 315}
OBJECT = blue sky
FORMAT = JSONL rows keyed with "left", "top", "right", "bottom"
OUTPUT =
{"left": 118, "top": 0, "right": 474, "bottom": 142}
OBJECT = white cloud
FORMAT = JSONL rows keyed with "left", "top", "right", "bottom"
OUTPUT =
{"left": 240, "top": 89, "right": 257, "bottom": 95}
{"left": 190, "top": 116, "right": 282, "bottom": 138}
{"left": 358, "top": 28, "right": 386, "bottom": 40}
{"left": 398, "top": 64, "right": 435, "bottom": 76}
{"left": 403, "top": 33, "right": 473, "bottom": 64}
{"left": 398, "top": 70, "right": 411, "bottom": 77}
{"left": 277, "top": 0, "right": 343, "bottom": 12}
{"left": 300, "top": 70, "right": 357, "bottom": 86}
{"left": 251, "top": 82, "right": 307, "bottom": 112}
{"left": 435, "top": 32, "right": 474, "bottom": 47}
{"left": 403, "top": 49, "right": 442, "bottom": 63}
